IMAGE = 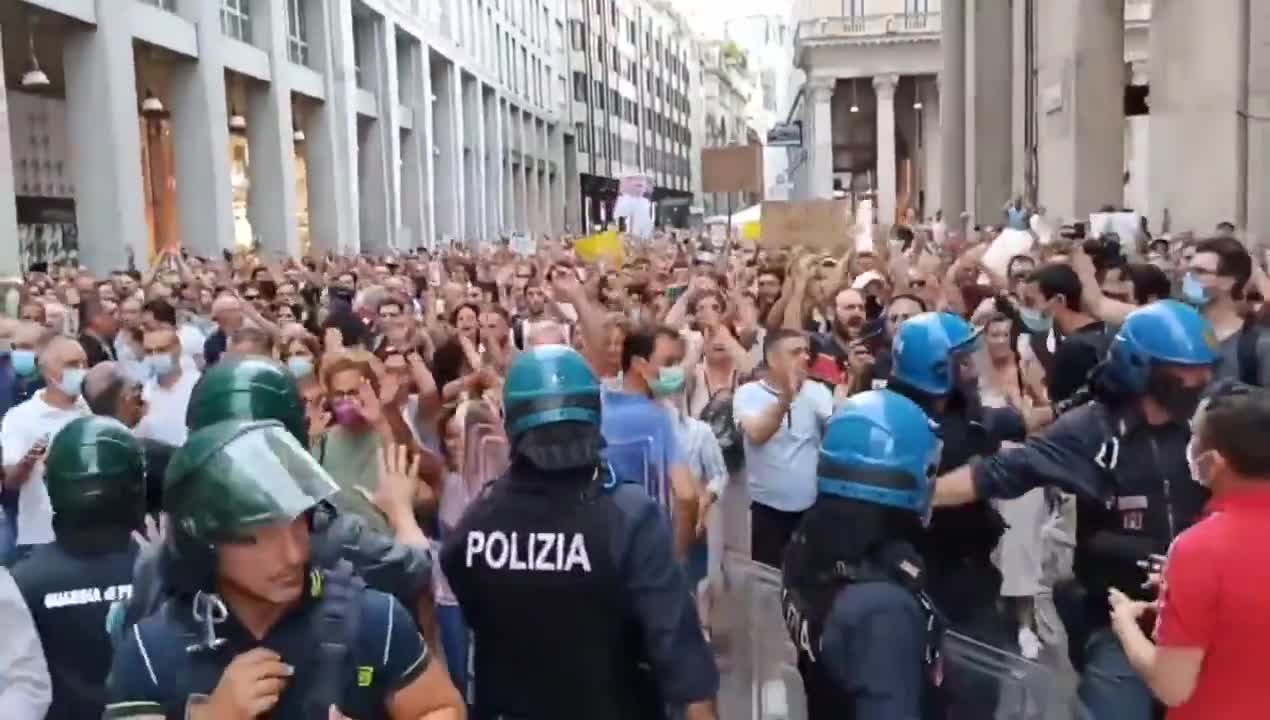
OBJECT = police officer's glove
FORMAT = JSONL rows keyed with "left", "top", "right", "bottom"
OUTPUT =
{"left": 191, "top": 648, "right": 294, "bottom": 720}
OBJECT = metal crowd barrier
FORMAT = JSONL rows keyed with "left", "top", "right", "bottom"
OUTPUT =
{"left": 721, "top": 553, "right": 1089, "bottom": 720}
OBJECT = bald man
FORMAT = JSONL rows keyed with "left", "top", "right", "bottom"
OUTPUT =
{"left": 82, "top": 361, "right": 169, "bottom": 516}
{"left": 203, "top": 294, "right": 244, "bottom": 367}
{"left": 1, "top": 336, "right": 89, "bottom": 550}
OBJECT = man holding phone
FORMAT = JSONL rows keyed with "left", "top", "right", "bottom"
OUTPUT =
{"left": 2, "top": 336, "right": 91, "bottom": 554}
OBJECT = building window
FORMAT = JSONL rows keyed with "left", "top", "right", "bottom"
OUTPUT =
{"left": 577, "top": 122, "right": 589, "bottom": 152}
{"left": 286, "top": 0, "right": 309, "bottom": 66}
{"left": 573, "top": 72, "right": 588, "bottom": 102}
{"left": 594, "top": 80, "right": 605, "bottom": 109}
{"left": 569, "top": 20, "right": 585, "bottom": 51}
{"left": 905, "top": 0, "right": 930, "bottom": 14}
{"left": 220, "top": 0, "right": 252, "bottom": 43}
{"left": 845, "top": 0, "right": 865, "bottom": 16}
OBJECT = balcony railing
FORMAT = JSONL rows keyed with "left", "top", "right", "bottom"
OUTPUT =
{"left": 796, "top": 1, "right": 1151, "bottom": 47}
{"left": 794, "top": 12, "right": 940, "bottom": 46}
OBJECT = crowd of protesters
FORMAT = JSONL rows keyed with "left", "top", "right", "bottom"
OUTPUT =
{"left": 1, "top": 202, "right": 1270, "bottom": 719}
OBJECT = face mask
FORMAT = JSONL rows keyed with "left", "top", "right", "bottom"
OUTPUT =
{"left": 287, "top": 356, "right": 315, "bottom": 378}
{"left": 1147, "top": 373, "right": 1205, "bottom": 423}
{"left": 1185, "top": 438, "right": 1214, "bottom": 488}
{"left": 11, "top": 349, "right": 35, "bottom": 376}
{"left": 1018, "top": 306, "right": 1053, "bottom": 334}
{"left": 145, "top": 353, "right": 175, "bottom": 379}
{"left": 332, "top": 399, "right": 366, "bottom": 428}
{"left": 1181, "top": 273, "right": 1211, "bottom": 306}
{"left": 58, "top": 368, "right": 86, "bottom": 397}
{"left": 648, "top": 365, "right": 686, "bottom": 397}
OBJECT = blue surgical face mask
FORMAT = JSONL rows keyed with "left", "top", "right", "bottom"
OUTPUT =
{"left": 1181, "top": 272, "right": 1211, "bottom": 306}
{"left": 11, "top": 349, "right": 36, "bottom": 376}
{"left": 649, "top": 365, "right": 686, "bottom": 397}
{"left": 58, "top": 368, "right": 86, "bottom": 397}
{"left": 287, "top": 356, "right": 315, "bottom": 378}
{"left": 1018, "top": 306, "right": 1053, "bottom": 334}
{"left": 145, "top": 353, "right": 175, "bottom": 379}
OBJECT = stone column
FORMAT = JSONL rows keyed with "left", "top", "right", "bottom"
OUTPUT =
{"left": 399, "top": 40, "right": 428, "bottom": 252}
{"left": 1149, "top": 0, "right": 1250, "bottom": 231}
{"left": 431, "top": 61, "right": 459, "bottom": 244}
{"left": 246, "top": 0, "right": 300, "bottom": 257}
{"left": 940, "top": 0, "right": 966, "bottom": 220}
{"left": 462, "top": 76, "right": 483, "bottom": 246}
{"left": 448, "top": 66, "right": 465, "bottom": 241}
{"left": 60, "top": 5, "right": 149, "bottom": 273}
{"left": 484, "top": 88, "right": 502, "bottom": 238}
{"left": 967, "top": 0, "right": 1012, "bottom": 221}
{"left": 517, "top": 109, "right": 529, "bottom": 232}
{"left": 1124, "top": 62, "right": 1150, "bottom": 219}
{"left": 805, "top": 76, "right": 834, "bottom": 200}
{"left": 922, "top": 76, "right": 942, "bottom": 220}
{"left": 418, "top": 47, "right": 435, "bottom": 250}
{"left": 0, "top": 27, "right": 17, "bottom": 276}
{"left": 874, "top": 73, "right": 899, "bottom": 225}
{"left": 170, "top": 0, "right": 235, "bottom": 257}
{"left": 306, "top": 0, "right": 360, "bottom": 254}
{"left": 1036, "top": 0, "right": 1124, "bottom": 222}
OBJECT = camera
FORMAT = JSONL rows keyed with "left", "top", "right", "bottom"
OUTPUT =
{"left": 1082, "top": 232, "right": 1127, "bottom": 272}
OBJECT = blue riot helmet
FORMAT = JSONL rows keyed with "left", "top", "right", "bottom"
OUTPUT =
{"left": 503, "top": 344, "right": 604, "bottom": 471}
{"left": 1104, "top": 300, "right": 1216, "bottom": 419}
{"left": 890, "top": 311, "right": 982, "bottom": 397}
{"left": 816, "top": 390, "right": 943, "bottom": 524}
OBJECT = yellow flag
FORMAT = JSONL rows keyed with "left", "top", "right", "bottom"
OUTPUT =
{"left": 740, "top": 221, "right": 761, "bottom": 241}
{"left": 574, "top": 230, "right": 623, "bottom": 263}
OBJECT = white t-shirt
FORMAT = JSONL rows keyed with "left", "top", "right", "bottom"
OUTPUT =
{"left": 136, "top": 369, "right": 201, "bottom": 447}
{"left": 1, "top": 390, "right": 90, "bottom": 545}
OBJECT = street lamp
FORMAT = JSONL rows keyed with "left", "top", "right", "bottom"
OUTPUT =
{"left": 228, "top": 106, "right": 247, "bottom": 132}
{"left": 140, "top": 89, "right": 165, "bottom": 115}
{"left": 21, "top": 26, "right": 49, "bottom": 89}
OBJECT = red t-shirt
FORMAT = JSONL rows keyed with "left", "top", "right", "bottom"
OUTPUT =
{"left": 1155, "top": 486, "right": 1270, "bottom": 719}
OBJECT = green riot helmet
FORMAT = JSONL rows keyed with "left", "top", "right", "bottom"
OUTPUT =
{"left": 165, "top": 419, "right": 337, "bottom": 546}
{"left": 45, "top": 416, "right": 146, "bottom": 531}
{"left": 186, "top": 357, "right": 307, "bottom": 446}
{"left": 502, "top": 345, "right": 603, "bottom": 471}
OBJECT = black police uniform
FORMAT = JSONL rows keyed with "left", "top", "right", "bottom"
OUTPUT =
{"left": 123, "top": 502, "right": 432, "bottom": 631}
{"left": 440, "top": 469, "right": 718, "bottom": 720}
{"left": 105, "top": 566, "right": 430, "bottom": 719}
{"left": 10, "top": 532, "right": 138, "bottom": 720}
{"left": 970, "top": 400, "right": 1207, "bottom": 661}
{"left": 784, "top": 539, "right": 942, "bottom": 720}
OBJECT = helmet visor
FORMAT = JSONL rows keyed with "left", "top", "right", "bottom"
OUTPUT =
{"left": 179, "top": 425, "right": 338, "bottom": 542}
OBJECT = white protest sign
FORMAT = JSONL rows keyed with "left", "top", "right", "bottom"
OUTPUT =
{"left": 509, "top": 232, "right": 536, "bottom": 256}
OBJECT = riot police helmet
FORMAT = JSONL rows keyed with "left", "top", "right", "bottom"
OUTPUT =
{"left": 502, "top": 344, "right": 604, "bottom": 471}
{"left": 185, "top": 357, "right": 307, "bottom": 446}
{"left": 1106, "top": 299, "right": 1217, "bottom": 394}
{"left": 889, "top": 311, "right": 982, "bottom": 397}
{"left": 815, "top": 389, "right": 942, "bottom": 524}
{"left": 161, "top": 419, "right": 337, "bottom": 592}
{"left": 45, "top": 416, "right": 146, "bottom": 531}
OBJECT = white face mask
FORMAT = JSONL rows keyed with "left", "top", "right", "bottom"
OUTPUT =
{"left": 1185, "top": 438, "right": 1214, "bottom": 488}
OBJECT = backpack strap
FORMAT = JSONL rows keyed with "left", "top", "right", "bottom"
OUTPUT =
{"left": 1238, "top": 317, "right": 1260, "bottom": 386}
{"left": 306, "top": 559, "right": 366, "bottom": 718}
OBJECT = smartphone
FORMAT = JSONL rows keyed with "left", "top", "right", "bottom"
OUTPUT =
{"left": 666, "top": 285, "right": 687, "bottom": 302}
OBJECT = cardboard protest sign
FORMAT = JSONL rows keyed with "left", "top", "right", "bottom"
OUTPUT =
{"left": 760, "top": 200, "right": 852, "bottom": 250}
{"left": 702, "top": 144, "right": 764, "bottom": 194}
{"left": 509, "top": 232, "right": 536, "bottom": 256}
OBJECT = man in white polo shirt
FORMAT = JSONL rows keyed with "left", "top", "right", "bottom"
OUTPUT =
{"left": 733, "top": 329, "right": 833, "bottom": 567}
{"left": 1, "top": 336, "right": 90, "bottom": 552}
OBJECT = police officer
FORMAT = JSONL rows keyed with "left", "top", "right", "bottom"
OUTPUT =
{"left": 782, "top": 390, "right": 945, "bottom": 720}
{"left": 104, "top": 418, "right": 464, "bottom": 719}
{"left": 10, "top": 416, "right": 144, "bottom": 720}
{"left": 933, "top": 300, "right": 1215, "bottom": 719}
{"left": 885, "top": 311, "right": 1022, "bottom": 716}
{"left": 439, "top": 345, "right": 719, "bottom": 720}
{"left": 124, "top": 357, "right": 433, "bottom": 630}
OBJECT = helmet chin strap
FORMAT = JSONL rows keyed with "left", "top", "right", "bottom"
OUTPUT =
{"left": 186, "top": 591, "right": 229, "bottom": 653}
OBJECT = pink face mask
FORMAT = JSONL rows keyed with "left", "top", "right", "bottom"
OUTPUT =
{"left": 332, "top": 399, "right": 366, "bottom": 428}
